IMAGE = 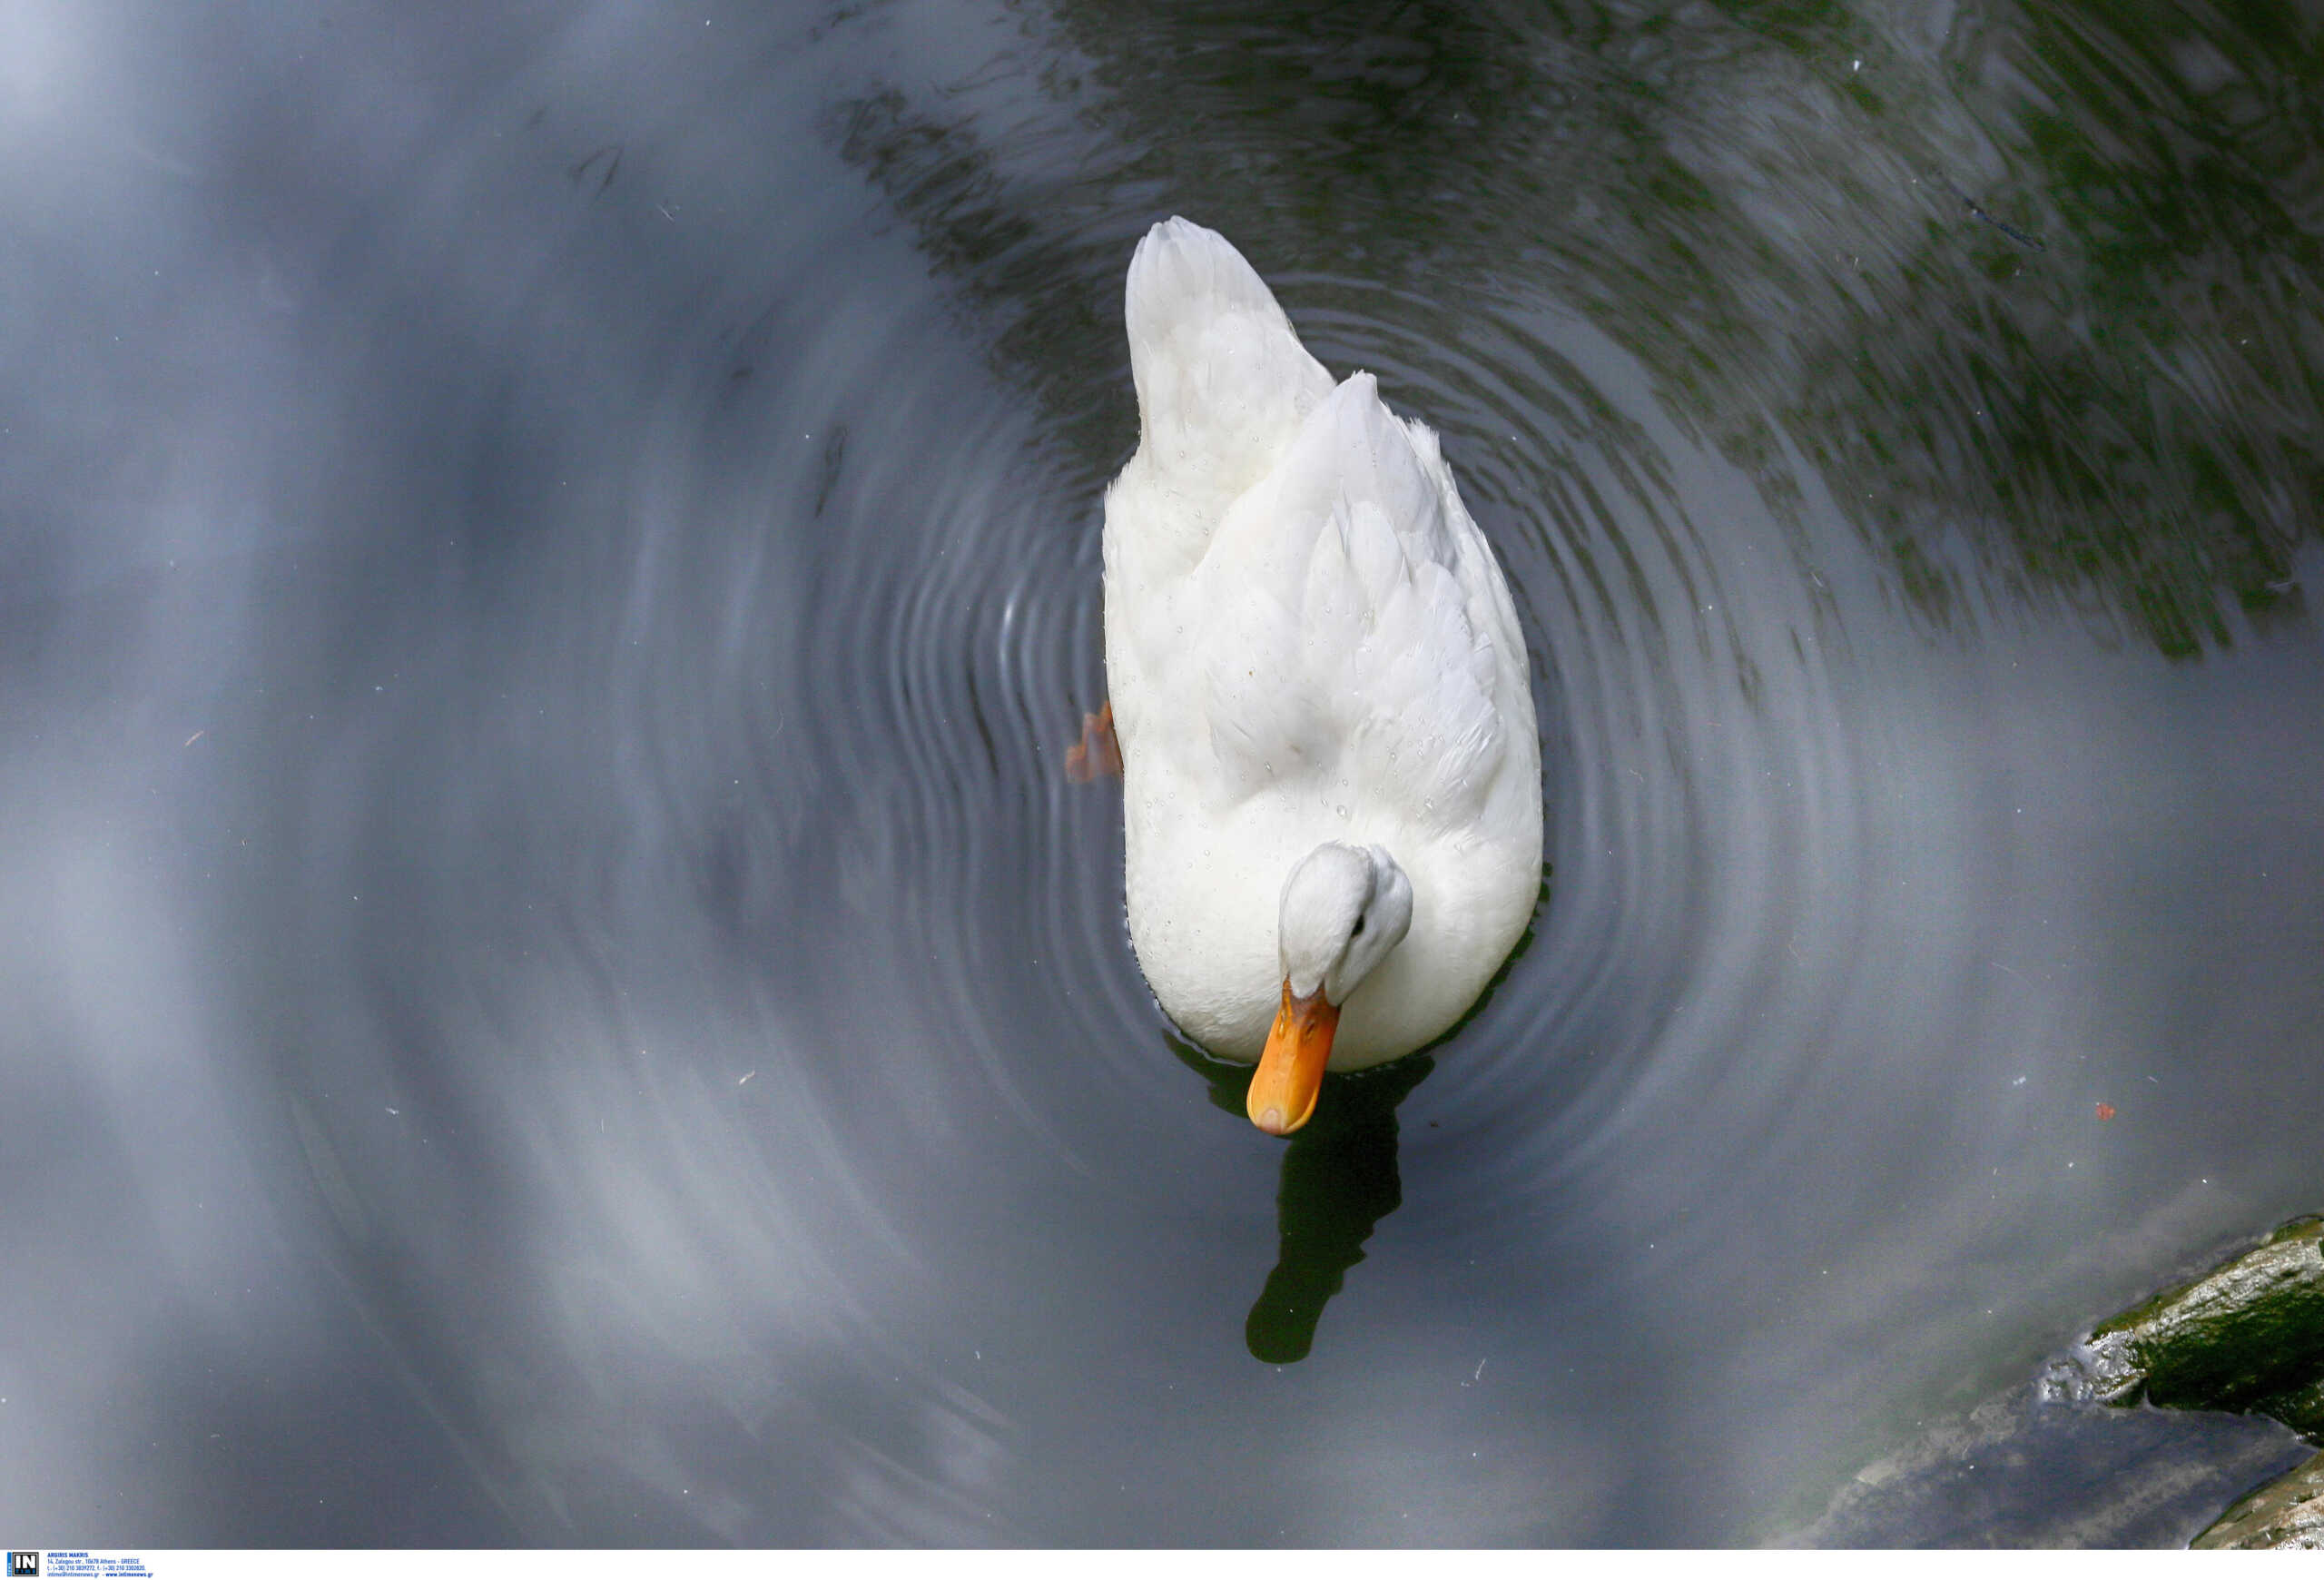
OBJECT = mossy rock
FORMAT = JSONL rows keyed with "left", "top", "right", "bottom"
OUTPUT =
{"left": 2086, "top": 1216, "right": 2324, "bottom": 1438}
{"left": 2193, "top": 1449, "right": 2324, "bottom": 1550}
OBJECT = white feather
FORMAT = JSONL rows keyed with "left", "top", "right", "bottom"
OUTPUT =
{"left": 1102, "top": 219, "right": 1541, "bottom": 1066}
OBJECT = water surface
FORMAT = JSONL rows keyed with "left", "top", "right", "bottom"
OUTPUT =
{"left": 5, "top": 0, "right": 2323, "bottom": 1545}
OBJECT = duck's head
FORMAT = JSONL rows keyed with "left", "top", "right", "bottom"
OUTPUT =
{"left": 1246, "top": 843, "right": 1413, "bottom": 1135}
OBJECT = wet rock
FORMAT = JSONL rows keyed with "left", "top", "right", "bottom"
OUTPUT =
{"left": 2059, "top": 1216, "right": 2324, "bottom": 1437}
{"left": 1784, "top": 1385, "right": 2309, "bottom": 1547}
{"left": 2034, "top": 1213, "right": 2324, "bottom": 1548}
{"left": 1791, "top": 1214, "right": 2324, "bottom": 1546}
{"left": 2194, "top": 1448, "right": 2324, "bottom": 1549}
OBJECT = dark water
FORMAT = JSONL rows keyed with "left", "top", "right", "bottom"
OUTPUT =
{"left": 5, "top": 0, "right": 2324, "bottom": 1546}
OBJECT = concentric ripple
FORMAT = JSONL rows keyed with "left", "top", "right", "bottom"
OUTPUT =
{"left": 7, "top": 0, "right": 2324, "bottom": 1549}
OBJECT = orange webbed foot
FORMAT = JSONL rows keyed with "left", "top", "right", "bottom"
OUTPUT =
{"left": 1065, "top": 701, "right": 1122, "bottom": 783}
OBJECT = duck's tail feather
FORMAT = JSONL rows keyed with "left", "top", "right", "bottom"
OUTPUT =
{"left": 1123, "top": 218, "right": 1333, "bottom": 505}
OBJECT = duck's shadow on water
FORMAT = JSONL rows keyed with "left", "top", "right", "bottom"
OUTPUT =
{"left": 1173, "top": 1041, "right": 1434, "bottom": 1363}
{"left": 1166, "top": 864, "right": 1548, "bottom": 1363}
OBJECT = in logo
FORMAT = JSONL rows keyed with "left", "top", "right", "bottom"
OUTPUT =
{"left": 6, "top": 1555, "right": 35, "bottom": 1577}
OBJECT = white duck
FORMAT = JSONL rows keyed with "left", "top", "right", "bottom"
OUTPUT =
{"left": 1102, "top": 218, "right": 1541, "bottom": 1135}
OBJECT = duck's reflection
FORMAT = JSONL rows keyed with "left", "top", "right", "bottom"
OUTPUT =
{"left": 1245, "top": 1054, "right": 1433, "bottom": 1363}
{"left": 1173, "top": 1040, "right": 1433, "bottom": 1363}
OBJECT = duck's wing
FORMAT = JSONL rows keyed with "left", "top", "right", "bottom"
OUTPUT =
{"left": 1117, "top": 218, "right": 1334, "bottom": 558}
{"left": 1195, "top": 372, "right": 1511, "bottom": 826}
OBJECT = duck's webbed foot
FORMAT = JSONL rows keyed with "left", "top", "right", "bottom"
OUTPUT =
{"left": 1065, "top": 701, "right": 1122, "bottom": 782}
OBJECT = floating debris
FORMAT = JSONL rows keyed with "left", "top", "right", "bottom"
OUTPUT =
{"left": 1934, "top": 173, "right": 2048, "bottom": 252}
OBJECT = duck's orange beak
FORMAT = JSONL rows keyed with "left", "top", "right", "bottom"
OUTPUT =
{"left": 1246, "top": 982, "right": 1337, "bottom": 1136}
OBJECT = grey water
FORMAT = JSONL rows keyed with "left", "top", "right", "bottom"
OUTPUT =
{"left": 5, "top": 0, "right": 2323, "bottom": 1547}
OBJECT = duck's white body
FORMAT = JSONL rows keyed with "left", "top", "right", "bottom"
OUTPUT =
{"left": 1102, "top": 219, "right": 1541, "bottom": 1070}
